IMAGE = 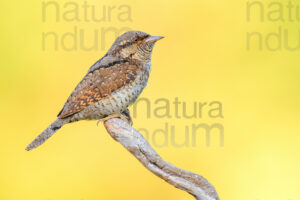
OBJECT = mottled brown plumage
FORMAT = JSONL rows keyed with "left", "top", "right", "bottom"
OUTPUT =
{"left": 26, "top": 31, "right": 163, "bottom": 151}
{"left": 58, "top": 61, "right": 139, "bottom": 118}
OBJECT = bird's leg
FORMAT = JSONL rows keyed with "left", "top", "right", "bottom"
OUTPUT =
{"left": 97, "top": 110, "right": 132, "bottom": 126}
{"left": 122, "top": 109, "right": 133, "bottom": 126}
{"left": 97, "top": 113, "right": 127, "bottom": 126}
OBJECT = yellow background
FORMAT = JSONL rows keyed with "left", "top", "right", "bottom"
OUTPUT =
{"left": 0, "top": 0, "right": 299, "bottom": 200}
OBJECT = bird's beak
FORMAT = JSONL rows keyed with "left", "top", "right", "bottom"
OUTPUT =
{"left": 146, "top": 36, "right": 164, "bottom": 43}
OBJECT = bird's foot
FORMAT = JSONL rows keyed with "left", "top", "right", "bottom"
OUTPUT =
{"left": 97, "top": 110, "right": 133, "bottom": 126}
{"left": 122, "top": 109, "right": 133, "bottom": 126}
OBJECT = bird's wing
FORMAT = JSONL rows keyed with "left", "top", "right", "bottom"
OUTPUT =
{"left": 57, "top": 58, "right": 139, "bottom": 119}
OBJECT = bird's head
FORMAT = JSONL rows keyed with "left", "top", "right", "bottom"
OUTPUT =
{"left": 107, "top": 31, "right": 164, "bottom": 61}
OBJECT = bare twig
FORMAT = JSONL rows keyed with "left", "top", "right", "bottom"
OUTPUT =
{"left": 103, "top": 118, "right": 219, "bottom": 200}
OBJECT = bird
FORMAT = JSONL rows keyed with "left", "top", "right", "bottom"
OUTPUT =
{"left": 25, "top": 31, "right": 163, "bottom": 151}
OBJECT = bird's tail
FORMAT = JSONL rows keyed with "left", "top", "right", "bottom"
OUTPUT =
{"left": 25, "top": 118, "right": 67, "bottom": 151}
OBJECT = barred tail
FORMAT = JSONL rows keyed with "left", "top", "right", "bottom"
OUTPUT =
{"left": 25, "top": 118, "right": 66, "bottom": 151}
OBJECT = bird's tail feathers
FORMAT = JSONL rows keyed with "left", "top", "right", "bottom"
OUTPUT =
{"left": 25, "top": 118, "right": 66, "bottom": 151}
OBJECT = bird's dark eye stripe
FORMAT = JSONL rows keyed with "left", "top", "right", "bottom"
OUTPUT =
{"left": 119, "top": 35, "right": 150, "bottom": 49}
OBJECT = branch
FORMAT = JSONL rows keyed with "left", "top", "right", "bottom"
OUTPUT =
{"left": 103, "top": 118, "right": 219, "bottom": 200}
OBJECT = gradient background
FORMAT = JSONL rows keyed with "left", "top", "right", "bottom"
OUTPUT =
{"left": 0, "top": 0, "right": 299, "bottom": 199}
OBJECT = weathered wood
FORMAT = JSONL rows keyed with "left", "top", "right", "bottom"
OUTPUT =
{"left": 103, "top": 118, "right": 219, "bottom": 200}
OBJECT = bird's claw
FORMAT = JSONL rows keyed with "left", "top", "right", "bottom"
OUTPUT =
{"left": 96, "top": 111, "right": 133, "bottom": 126}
